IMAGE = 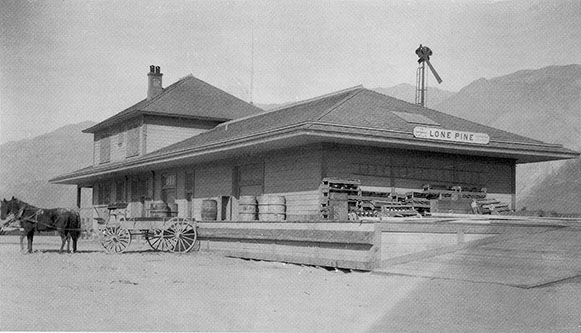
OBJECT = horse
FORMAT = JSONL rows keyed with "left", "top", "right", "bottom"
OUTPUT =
{"left": 0, "top": 197, "right": 81, "bottom": 253}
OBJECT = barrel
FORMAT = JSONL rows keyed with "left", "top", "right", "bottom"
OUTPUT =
{"left": 201, "top": 199, "right": 218, "bottom": 221}
{"left": 238, "top": 196, "right": 257, "bottom": 221}
{"left": 257, "top": 195, "right": 286, "bottom": 221}
{"left": 150, "top": 202, "right": 170, "bottom": 218}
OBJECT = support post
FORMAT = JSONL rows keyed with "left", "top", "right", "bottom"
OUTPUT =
{"left": 76, "top": 186, "right": 82, "bottom": 208}
{"left": 371, "top": 222, "right": 382, "bottom": 269}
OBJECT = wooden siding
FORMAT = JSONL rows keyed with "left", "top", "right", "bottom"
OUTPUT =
{"left": 195, "top": 163, "right": 234, "bottom": 198}
{"left": 263, "top": 145, "right": 323, "bottom": 218}
{"left": 93, "top": 139, "right": 99, "bottom": 165}
{"left": 324, "top": 144, "right": 515, "bottom": 195}
{"left": 93, "top": 125, "right": 143, "bottom": 165}
{"left": 87, "top": 142, "right": 517, "bottom": 219}
{"left": 264, "top": 190, "right": 321, "bottom": 219}
{"left": 264, "top": 146, "right": 323, "bottom": 193}
{"left": 145, "top": 125, "right": 208, "bottom": 154}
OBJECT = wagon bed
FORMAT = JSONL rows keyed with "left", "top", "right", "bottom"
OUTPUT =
{"left": 97, "top": 208, "right": 197, "bottom": 254}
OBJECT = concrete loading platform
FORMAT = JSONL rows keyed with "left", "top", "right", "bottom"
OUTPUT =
{"left": 375, "top": 216, "right": 581, "bottom": 288}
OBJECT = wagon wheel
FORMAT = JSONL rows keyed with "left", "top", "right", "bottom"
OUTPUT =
{"left": 101, "top": 226, "right": 131, "bottom": 254}
{"left": 166, "top": 218, "right": 197, "bottom": 253}
{"left": 146, "top": 228, "right": 174, "bottom": 252}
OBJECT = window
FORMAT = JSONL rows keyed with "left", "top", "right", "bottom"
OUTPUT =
{"left": 185, "top": 172, "right": 195, "bottom": 195}
{"left": 131, "top": 176, "right": 148, "bottom": 202}
{"left": 98, "top": 182, "right": 112, "bottom": 205}
{"left": 126, "top": 125, "right": 140, "bottom": 157}
{"left": 115, "top": 179, "right": 126, "bottom": 203}
{"left": 162, "top": 173, "right": 176, "bottom": 188}
{"left": 99, "top": 135, "right": 111, "bottom": 164}
{"left": 161, "top": 172, "right": 177, "bottom": 204}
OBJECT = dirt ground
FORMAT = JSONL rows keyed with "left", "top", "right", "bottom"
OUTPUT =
{"left": 1, "top": 235, "right": 581, "bottom": 332}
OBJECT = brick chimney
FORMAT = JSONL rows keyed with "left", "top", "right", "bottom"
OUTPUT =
{"left": 147, "top": 65, "right": 163, "bottom": 100}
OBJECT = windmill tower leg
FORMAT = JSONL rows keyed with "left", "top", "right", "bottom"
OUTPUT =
{"left": 415, "top": 62, "right": 426, "bottom": 106}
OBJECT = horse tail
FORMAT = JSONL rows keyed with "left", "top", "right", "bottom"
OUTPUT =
{"left": 57, "top": 211, "right": 81, "bottom": 239}
{"left": 69, "top": 211, "right": 81, "bottom": 240}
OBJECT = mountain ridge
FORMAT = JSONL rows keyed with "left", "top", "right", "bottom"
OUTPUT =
{"left": 0, "top": 121, "right": 96, "bottom": 208}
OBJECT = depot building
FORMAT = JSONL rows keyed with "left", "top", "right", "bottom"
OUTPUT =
{"left": 51, "top": 66, "right": 579, "bottom": 221}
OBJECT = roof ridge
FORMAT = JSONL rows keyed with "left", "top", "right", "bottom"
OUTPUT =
{"left": 365, "top": 88, "right": 422, "bottom": 110}
{"left": 136, "top": 74, "right": 194, "bottom": 110}
{"left": 185, "top": 75, "right": 263, "bottom": 110}
{"left": 216, "top": 85, "right": 364, "bottom": 128}
{"left": 312, "top": 87, "right": 365, "bottom": 122}
{"left": 266, "top": 85, "right": 364, "bottom": 113}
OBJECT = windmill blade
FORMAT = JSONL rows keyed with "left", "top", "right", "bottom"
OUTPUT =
{"left": 425, "top": 59, "right": 443, "bottom": 84}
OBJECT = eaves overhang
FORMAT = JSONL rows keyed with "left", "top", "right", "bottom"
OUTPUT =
{"left": 83, "top": 110, "right": 231, "bottom": 133}
{"left": 52, "top": 122, "right": 579, "bottom": 185}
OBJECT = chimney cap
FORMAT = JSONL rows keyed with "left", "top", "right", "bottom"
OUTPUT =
{"left": 149, "top": 65, "right": 155, "bottom": 73}
{"left": 155, "top": 66, "right": 160, "bottom": 74}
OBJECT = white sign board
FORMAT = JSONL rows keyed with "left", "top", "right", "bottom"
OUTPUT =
{"left": 413, "top": 127, "right": 490, "bottom": 145}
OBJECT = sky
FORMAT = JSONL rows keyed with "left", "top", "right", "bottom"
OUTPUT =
{"left": 1, "top": 0, "right": 580, "bottom": 144}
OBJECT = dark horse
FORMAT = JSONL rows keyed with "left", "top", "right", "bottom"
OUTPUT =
{"left": 0, "top": 197, "right": 80, "bottom": 253}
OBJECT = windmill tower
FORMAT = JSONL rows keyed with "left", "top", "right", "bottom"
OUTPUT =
{"left": 415, "top": 44, "right": 443, "bottom": 107}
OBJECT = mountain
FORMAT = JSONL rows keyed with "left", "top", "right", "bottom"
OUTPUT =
{"left": 434, "top": 64, "right": 581, "bottom": 212}
{"left": 0, "top": 121, "right": 96, "bottom": 208}
{"left": 372, "top": 84, "right": 455, "bottom": 108}
{"left": 435, "top": 65, "right": 581, "bottom": 150}
{"left": 518, "top": 157, "right": 581, "bottom": 215}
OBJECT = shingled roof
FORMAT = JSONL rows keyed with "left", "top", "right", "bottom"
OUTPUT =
{"left": 52, "top": 86, "right": 579, "bottom": 184}
{"left": 145, "top": 86, "right": 575, "bottom": 156}
{"left": 83, "top": 75, "right": 264, "bottom": 133}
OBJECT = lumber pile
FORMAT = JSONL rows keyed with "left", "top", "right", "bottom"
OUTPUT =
{"left": 318, "top": 179, "right": 512, "bottom": 219}
{"left": 319, "top": 178, "right": 422, "bottom": 219}
{"left": 475, "top": 198, "right": 511, "bottom": 214}
{"left": 319, "top": 177, "right": 361, "bottom": 220}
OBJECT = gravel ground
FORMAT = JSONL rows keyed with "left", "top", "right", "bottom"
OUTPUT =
{"left": 1, "top": 235, "right": 581, "bottom": 332}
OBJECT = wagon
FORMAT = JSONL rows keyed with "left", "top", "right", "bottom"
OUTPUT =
{"left": 96, "top": 203, "right": 197, "bottom": 254}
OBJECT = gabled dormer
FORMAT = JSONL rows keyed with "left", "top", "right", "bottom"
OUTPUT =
{"left": 83, "top": 66, "right": 263, "bottom": 166}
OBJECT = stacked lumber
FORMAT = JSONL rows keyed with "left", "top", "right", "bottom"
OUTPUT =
{"left": 319, "top": 178, "right": 361, "bottom": 220}
{"left": 409, "top": 184, "right": 487, "bottom": 201}
{"left": 318, "top": 180, "right": 507, "bottom": 219}
{"left": 476, "top": 198, "right": 511, "bottom": 214}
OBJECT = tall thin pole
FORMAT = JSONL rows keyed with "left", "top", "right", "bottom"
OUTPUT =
{"left": 250, "top": 22, "right": 255, "bottom": 105}
{"left": 420, "top": 61, "right": 426, "bottom": 106}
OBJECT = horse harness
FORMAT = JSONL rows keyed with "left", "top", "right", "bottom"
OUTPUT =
{"left": 16, "top": 206, "right": 82, "bottom": 232}
{"left": 17, "top": 206, "right": 43, "bottom": 224}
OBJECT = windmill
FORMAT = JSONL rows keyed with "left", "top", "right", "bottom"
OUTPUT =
{"left": 415, "top": 44, "right": 443, "bottom": 107}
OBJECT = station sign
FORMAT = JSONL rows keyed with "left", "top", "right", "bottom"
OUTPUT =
{"left": 413, "top": 126, "right": 490, "bottom": 145}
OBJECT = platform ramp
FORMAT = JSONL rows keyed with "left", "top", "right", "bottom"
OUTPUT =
{"left": 375, "top": 228, "right": 581, "bottom": 288}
